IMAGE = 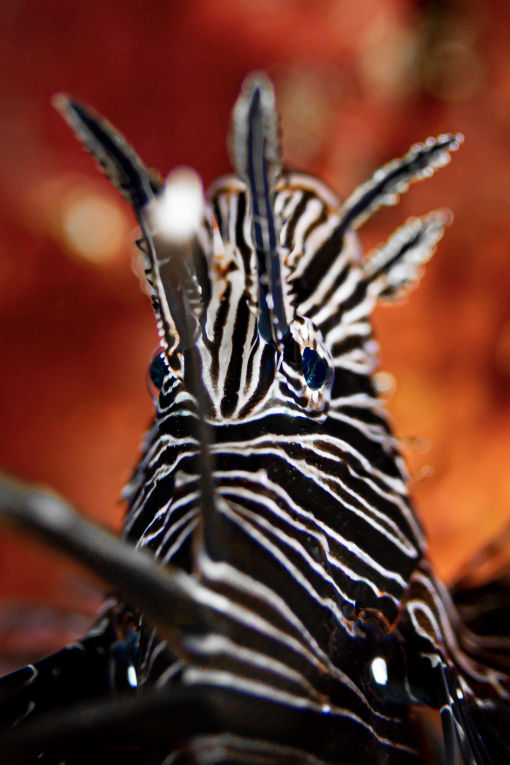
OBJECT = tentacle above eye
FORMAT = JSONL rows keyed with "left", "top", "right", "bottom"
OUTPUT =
{"left": 230, "top": 72, "right": 290, "bottom": 347}
{"left": 55, "top": 95, "right": 205, "bottom": 357}
{"left": 338, "top": 133, "right": 463, "bottom": 234}
{"left": 53, "top": 94, "right": 160, "bottom": 211}
{"left": 363, "top": 211, "right": 451, "bottom": 301}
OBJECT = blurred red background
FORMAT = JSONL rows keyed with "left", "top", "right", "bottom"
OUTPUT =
{"left": 1, "top": 0, "right": 510, "bottom": 667}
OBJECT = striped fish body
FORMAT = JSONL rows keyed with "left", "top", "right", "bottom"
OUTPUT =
{"left": 1, "top": 73, "right": 509, "bottom": 764}
{"left": 125, "top": 175, "right": 425, "bottom": 762}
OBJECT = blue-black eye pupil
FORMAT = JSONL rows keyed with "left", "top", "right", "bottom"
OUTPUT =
{"left": 150, "top": 354, "right": 167, "bottom": 389}
{"left": 302, "top": 348, "right": 329, "bottom": 390}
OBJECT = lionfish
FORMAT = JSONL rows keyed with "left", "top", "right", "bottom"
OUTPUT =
{"left": 0, "top": 72, "right": 509, "bottom": 764}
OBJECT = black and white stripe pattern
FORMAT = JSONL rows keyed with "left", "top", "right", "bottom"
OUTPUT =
{"left": 3, "top": 74, "right": 508, "bottom": 765}
{"left": 122, "top": 147, "right": 502, "bottom": 760}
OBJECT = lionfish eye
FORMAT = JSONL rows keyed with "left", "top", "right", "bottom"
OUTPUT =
{"left": 149, "top": 353, "right": 167, "bottom": 390}
{"left": 302, "top": 348, "right": 329, "bottom": 390}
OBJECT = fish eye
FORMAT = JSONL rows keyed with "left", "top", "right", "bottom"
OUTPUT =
{"left": 302, "top": 348, "right": 329, "bottom": 390}
{"left": 149, "top": 353, "right": 167, "bottom": 390}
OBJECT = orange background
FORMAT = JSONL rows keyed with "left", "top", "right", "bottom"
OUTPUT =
{"left": 1, "top": 0, "right": 510, "bottom": 666}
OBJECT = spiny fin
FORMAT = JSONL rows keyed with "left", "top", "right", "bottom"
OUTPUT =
{"left": 439, "top": 663, "right": 510, "bottom": 764}
{"left": 0, "top": 472, "right": 209, "bottom": 647}
{"left": 363, "top": 211, "right": 450, "bottom": 300}
{"left": 451, "top": 525, "right": 510, "bottom": 661}
{"left": 452, "top": 524, "right": 510, "bottom": 594}
{"left": 0, "top": 617, "right": 119, "bottom": 732}
{"left": 339, "top": 133, "right": 463, "bottom": 232}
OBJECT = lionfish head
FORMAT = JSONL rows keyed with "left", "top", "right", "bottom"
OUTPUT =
{"left": 55, "top": 74, "right": 461, "bottom": 429}
{"left": 144, "top": 72, "right": 343, "bottom": 423}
